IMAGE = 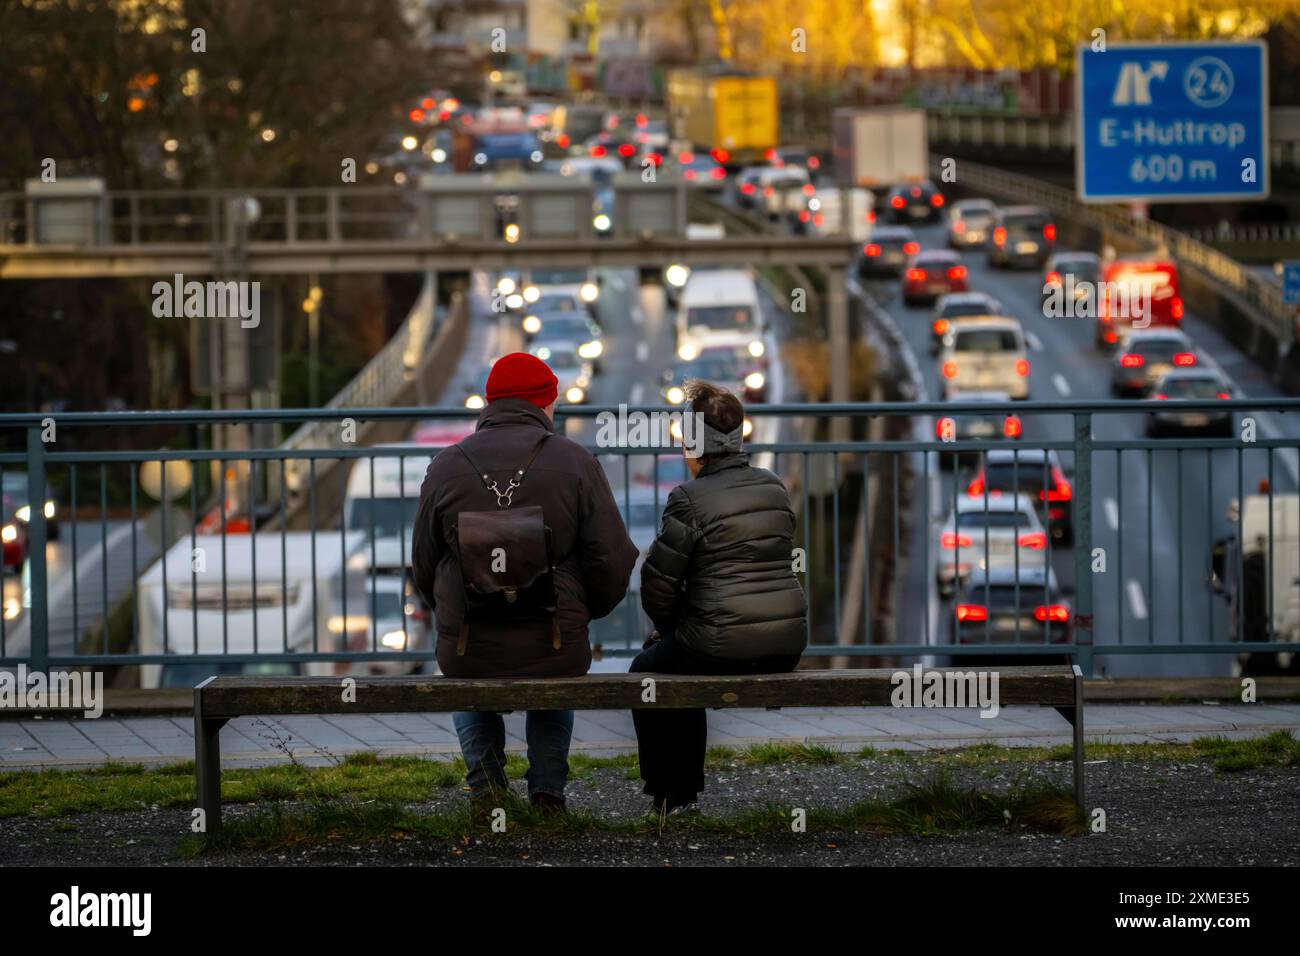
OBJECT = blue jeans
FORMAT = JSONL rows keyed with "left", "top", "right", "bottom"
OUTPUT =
{"left": 451, "top": 710, "right": 574, "bottom": 799}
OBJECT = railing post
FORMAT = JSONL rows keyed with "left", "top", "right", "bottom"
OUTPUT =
{"left": 26, "top": 425, "right": 49, "bottom": 674}
{"left": 1072, "top": 412, "right": 1094, "bottom": 677}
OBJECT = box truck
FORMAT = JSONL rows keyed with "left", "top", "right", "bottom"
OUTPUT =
{"left": 666, "top": 70, "right": 778, "bottom": 166}
{"left": 832, "top": 108, "right": 929, "bottom": 188}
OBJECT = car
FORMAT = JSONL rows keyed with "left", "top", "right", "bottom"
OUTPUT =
{"left": 1096, "top": 258, "right": 1184, "bottom": 350}
{"left": 755, "top": 166, "right": 812, "bottom": 219}
{"left": 903, "top": 249, "right": 968, "bottom": 305}
{"left": 733, "top": 166, "right": 768, "bottom": 208}
{"left": 936, "top": 494, "right": 1050, "bottom": 597}
{"left": 1148, "top": 368, "right": 1235, "bottom": 437}
{"left": 1111, "top": 328, "right": 1198, "bottom": 397}
{"left": 946, "top": 199, "right": 996, "bottom": 248}
{"left": 767, "top": 145, "right": 822, "bottom": 175}
{"left": 934, "top": 392, "right": 1021, "bottom": 469}
{"left": 989, "top": 205, "right": 1055, "bottom": 269}
{"left": 939, "top": 317, "right": 1030, "bottom": 400}
{"left": 671, "top": 150, "right": 728, "bottom": 190}
{"left": 661, "top": 344, "right": 767, "bottom": 406}
{"left": 520, "top": 267, "right": 600, "bottom": 311}
{"left": 520, "top": 293, "right": 589, "bottom": 337}
{"left": 886, "top": 180, "right": 944, "bottom": 223}
{"left": 526, "top": 309, "right": 604, "bottom": 370}
{"left": 674, "top": 268, "right": 766, "bottom": 362}
{"left": 529, "top": 340, "right": 593, "bottom": 404}
{"left": 342, "top": 538, "right": 436, "bottom": 675}
{"left": 1, "top": 472, "right": 59, "bottom": 540}
{"left": 2, "top": 494, "right": 28, "bottom": 572}
{"left": 858, "top": 227, "right": 919, "bottom": 279}
{"left": 953, "top": 565, "right": 1071, "bottom": 647}
{"left": 965, "top": 448, "right": 1073, "bottom": 545}
{"left": 930, "top": 292, "right": 1007, "bottom": 353}
{"left": 1041, "top": 252, "right": 1102, "bottom": 311}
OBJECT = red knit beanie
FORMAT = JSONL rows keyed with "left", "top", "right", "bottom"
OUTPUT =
{"left": 485, "top": 352, "right": 558, "bottom": 408}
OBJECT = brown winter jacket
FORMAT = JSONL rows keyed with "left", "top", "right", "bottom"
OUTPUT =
{"left": 411, "top": 399, "right": 638, "bottom": 677}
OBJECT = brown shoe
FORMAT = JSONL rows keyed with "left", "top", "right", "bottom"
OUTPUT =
{"left": 529, "top": 792, "right": 567, "bottom": 814}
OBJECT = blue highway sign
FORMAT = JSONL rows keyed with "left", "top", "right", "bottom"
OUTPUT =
{"left": 1076, "top": 41, "right": 1268, "bottom": 203}
{"left": 1284, "top": 262, "right": 1300, "bottom": 306}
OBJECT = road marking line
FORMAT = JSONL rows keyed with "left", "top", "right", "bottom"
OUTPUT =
{"left": 635, "top": 341, "right": 649, "bottom": 361}
{"left": 1025, "top": 331, "right": 1043, "bottom": 352}
{"left": 1126, "top": 579, "right": 1149, "bottom": 621}
{"left": 1053, "top": 373, "right": 1071, "bottom": 396}
{"left": 1103, "top": 497, "right": 1119, "bottom": 531}
{"left": 631, "top": 304, "right": 644, "bottom": 325}
{"left": 630, "top": 383, "right": 644, "bottom": 404}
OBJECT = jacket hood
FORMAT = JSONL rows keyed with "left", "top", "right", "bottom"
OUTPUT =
{"left": 476, "top": 398, "right": 555, "bottom": 433}
{"left": 698, "top": 451, "right": 749, "bottom": 478}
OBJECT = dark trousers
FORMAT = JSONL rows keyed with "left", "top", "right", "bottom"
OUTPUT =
{"left": 629, "top": 634, "right": 801, "bottom": 801}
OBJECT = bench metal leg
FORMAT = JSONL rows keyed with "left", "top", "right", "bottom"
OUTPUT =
{"left": 194, "top": 708, "right": 228, "bottom": 835}
{"left": 1053, "top": 664, "right": 1086, "bottom": 812}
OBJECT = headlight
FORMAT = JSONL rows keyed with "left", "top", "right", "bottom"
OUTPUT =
{"left": 666, "top": 386, "right": 685, "bottom": 404}
{"left": 327, "top": 614, "right": 370, "bottom": 634}
{"left": 497, "top": 276, "right": 517, "bottom": 295}
{"left": 44, "top": 501, "right": 55, "bottom": 519}
{"left": 380, "top": 629, "right": 408, "bottom": 650}
{"left": 465, "top": 394, "right": 485, "bottom": 410}
{"left": 506, "top": 293, "right": 524, "bottom": 310}
{"left": 523, "top": 285, "right": 540, "bottom": 303}
{"left": 530, "top": 150, "right": 544, "bottom": 163}
{"left": 748, "top": 340, "right": 766, "bottom": 358}
{"left": 474, "top": 152, "right": 487, "bottom": 165}
{"left": 535, "top": 346, "right": 552, "bottom": 360}
{"left": 670, "top": 419, "right": 683, "bottom": 440}
{"left": 665, "top": 264, "right": 689, "bottom": 288}
{"left": 504, "top": 224, "right": 520, "bottom": 243}
{"left": 576, "top": 374, "right": 590, "bottom": 388}
{"left": 14, "top": 505, "right": 31, "bottom": 523}
{"left": 678, "top": 343, "right": 698, "bottom": 361}
{"left": 565, "top": 385, "right": 585, "bottom": 403}
{"left": 745, "top": 371, "right": 766, "bottom": 390}
{"left": 522, "top": 315, "right": 542, "bottom": 335}
{"left": 578, "top": 339, "right": 603, "bottom": 359}
{"left": 593, "top": 214, "right": 611, "bottom": 232}
{"left": 742, "top": 418, "right": 754, "bottom": 438}
{"left": 580, "top": 281, "right": 599, "bottom": 302}
{"left": 432, "top": 148, "right": 447, "bottom": 163}
{"left": 1, "top": 524, "right": 16, "bottom": 543}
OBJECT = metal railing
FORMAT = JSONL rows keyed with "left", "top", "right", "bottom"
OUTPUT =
{"left": 3, "top": 400, "right": 1300, "bottom": 683}
{"left": 947, "top": 159, "right": 1296, "bottom": 345}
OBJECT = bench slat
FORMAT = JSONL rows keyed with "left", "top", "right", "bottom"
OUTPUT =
{"left": 196, "top": 666, "right": 1076, "bottom": 717}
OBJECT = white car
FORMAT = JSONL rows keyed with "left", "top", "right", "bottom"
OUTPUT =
{"left": 936, "top": 494, "right": 1050, "bottom": 597}
{"left": 939, "top": 317, "right": 1030, "bottom": 400}
{"left": 675, "top": 268, "right": 766, "bottom": 363}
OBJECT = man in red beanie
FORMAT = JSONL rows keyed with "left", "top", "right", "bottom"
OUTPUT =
{"left": 412, "top": 351, "right": 638, "bottom": 813}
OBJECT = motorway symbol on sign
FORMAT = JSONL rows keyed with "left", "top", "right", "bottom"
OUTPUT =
{"left": 1284, "top": 262, "right": 1300, "bottom": 306}
{"left": 1076, "top": 41, "right": 1268, "bottom": 203}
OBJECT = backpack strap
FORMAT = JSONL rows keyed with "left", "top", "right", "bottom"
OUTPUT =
{"left": 454, "top": 431, "right": 552, "bottom": 509}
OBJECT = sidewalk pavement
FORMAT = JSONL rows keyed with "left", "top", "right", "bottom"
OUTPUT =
{"left": 2, "top": 703, "right": 1299, "bottom": 770}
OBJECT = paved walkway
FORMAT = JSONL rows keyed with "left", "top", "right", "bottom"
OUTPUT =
{"left": 2, "top": 703, "right": 1298, "bottom": 770}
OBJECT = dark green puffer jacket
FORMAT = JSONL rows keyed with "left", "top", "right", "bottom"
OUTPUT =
{"left": 640, "top": 452, "right": 808, "bottom": 660}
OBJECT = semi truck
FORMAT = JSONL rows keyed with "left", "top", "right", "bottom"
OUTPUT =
{"left": 666, "top": 69, "right": 778, "bottom": 167}
{"left": 831, "top": 107, "right": 929, "bottom": 189}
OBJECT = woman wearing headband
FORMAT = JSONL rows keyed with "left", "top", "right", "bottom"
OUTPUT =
{"left": 631, "top": 380, "right": 808, "bottom": 817}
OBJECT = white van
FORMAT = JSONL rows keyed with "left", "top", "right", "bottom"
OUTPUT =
{"left": 675, "top": 269, "right": 766, "bottom": 362}
{"left": 342, "top": 444, "right": 433, "bottom": 540}
{"left": 137, "top": 531, "right": 365, "bottom": 688}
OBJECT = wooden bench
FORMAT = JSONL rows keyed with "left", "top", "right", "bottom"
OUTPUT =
{"left": 193, "top": 664, "right": 1084, "bottom": 832}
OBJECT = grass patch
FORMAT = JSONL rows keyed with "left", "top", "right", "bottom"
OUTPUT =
{"left": 1190, "top": 730, "right": 1300, "bottom": 772}
{"left": 736, "top": 742, "right": 844, "bottom": 765}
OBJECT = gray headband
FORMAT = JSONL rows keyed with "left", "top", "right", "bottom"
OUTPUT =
{"left": 702, "top": 421, "right": 743, "bottom": 454}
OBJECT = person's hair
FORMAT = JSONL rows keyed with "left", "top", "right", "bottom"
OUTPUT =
{"left": 683, "top": 379, "right": 744, "bottom": 465}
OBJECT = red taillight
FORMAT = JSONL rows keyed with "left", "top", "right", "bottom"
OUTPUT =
{"left": 1171, "top": 298, "right": 1184, "bottom": 320}
{"left": 933, "top": 319, "right": 949, "bottom": 335}
{"left": 1173, "top": 352, "right": 1196, "bottom": 367}
{"left": 1120, "top": 353, "right": 1144, "bottom": 368}
{"left": 1154, "top": 394, "right": 1168, "bottom": 401}
{"left": 808, "top": 156, "right": 820, "bottom": 169}
{"left": 409, "top": 108, "right": 425, "bottom": 122}
{"left": 953, "top": 219, "right": 967, "bottom": 234}
{"left": 1003, "top": 416, "right": 1022, "bottom": 437}
{"left": 764, "top": 147, "right": 777, "bottom": 162}
{"left": 956, "top": 604, "right": 988, "bottom": 622}
{"left": 799, "top": 210, "right": 811, "bottom": 223}
{"left": 1044, "top": 224, "right": 1056, "bottom": 241}
{"left": 685, "top": 169, "right": 697, "bottom": 180}
{"left": 802, "top": 183, "right": 815, "bottom": 195}
{"left": 993, "top": 227, "right": 1007, "bottom": 246}
{"left": 678, "top": 151, "right": 694, "bottom": 164}
{"left": 941, "top": 531, "right": 972, "bottom": 549}
{"left": 906, "top": 268, "right": 927, "bottom": 281}
{"left": 646, "top": 152, "right": 662, "bottom": 166}
{"left": 1015, "top": 359, "right": 1030, "bottom": 377}
{"left": 812, "top": 212, "right": 824, "bottom": 226}
{"left": 1018, "top": 532, "right": 1048, "bottom": 550}
{"left": 947, "top": 265, "right": 967, "bottom": 280}
{"left": 891, "top": 196, "right": 905, "bottom": 209}
{"left": 1046, "top": 469, "right": 1072, "bottom": 502}
{"left": 1034, "top": 605, "right": 1070, "bottom": 623}
{"left": 867, "top": 210, "right": 876, "bottom": 223}
{"left": 556, "top": 133, "right": 570, "bottom": 148}
{"left": 1217, "top": 391, "right": 1231, "bottom": 400}
{"left": 910, "top": 186, "right": 921, "bottom": 197}
{"left": 864, "top": 243, "right": 881, "bottom": 256}
{"left": 942, "top": 360, "right": 958, "bottom": 379}
{"left": 903, "top": 242, "right": 920, "bottom": 255}
{"left": 590, "top": 144, "right": 607, "bottom": 157}
{"left": 1104, "top": 330, "right": 1118, "bottom": 344}
{"left": 931, "top": 193, "right": 945, "bottom": 207}
{"left": 710, "top": 166, "right": 726, "bottom": 180}
{"left": 617, "top": 142, "right": 635, "bottom": 157}
{"left": 936, "top": 417, "right": 955, "bottom": 439}
{"left": 635, "top": 112, "right": 647, "bottom": 127}
{"left": 762, "top": 186, "right": 774, "bottom": 197}
{"left": 966, "top": 477, "right": 985, "bottom": 496}
{"left": 741, "top": 182, "right": 756, "bottom": 195}
{"left": 1045, "top": 271, "right": 1062, "bottom": 286}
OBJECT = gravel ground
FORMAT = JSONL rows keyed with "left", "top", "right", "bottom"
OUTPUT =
{"left": 1, "top": 755, "right": 1297, "bottom": 866}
